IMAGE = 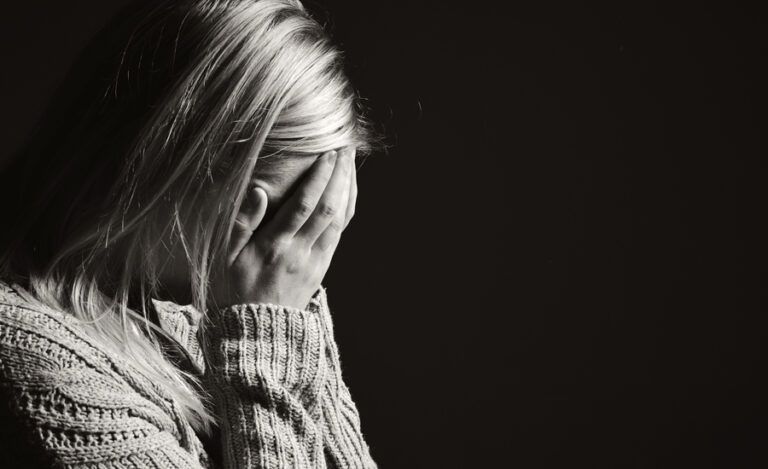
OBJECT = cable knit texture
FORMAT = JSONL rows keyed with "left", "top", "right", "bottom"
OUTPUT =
{"left": 0, "top": 281, "right": 376, "bottom": 468}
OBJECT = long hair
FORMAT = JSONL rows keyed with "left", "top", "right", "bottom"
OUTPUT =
{"left": 0, "top": 0, "right": 375, "bottom": 431}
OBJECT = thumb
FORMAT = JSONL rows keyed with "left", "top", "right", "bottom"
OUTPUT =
{"left": 229, "top": 186, "right": 268, "bottom": 265}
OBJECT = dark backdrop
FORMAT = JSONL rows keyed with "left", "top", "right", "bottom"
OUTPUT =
{"left": 1, "top": 1, "right": 765, "bottom": 467}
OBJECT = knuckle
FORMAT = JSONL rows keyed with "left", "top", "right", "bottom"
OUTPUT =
{"left": 263, "top": 247, "right": 281, "bottom": 266}
{"left": 296, "top": 199, "right": 315, "bottom": 217}
{"left": 329, "top": 219, "right": 345, "bottom": 233}
{"left": 285, "top": 259, "right": 302, "bottom": 275}
{"left": 283, "top": 244, "right": 311, "bottom": 274}
{"left": 316, "top": 230, "right": 342, "bottom": 253}
{"left": 261, "top": 239, "right": 287, "bottom": 265}
{"left": 317, "top": 203, "right": 336, "bottom": 218}
{"left": 317, "top": 236, "right": 337, "bottom": 253}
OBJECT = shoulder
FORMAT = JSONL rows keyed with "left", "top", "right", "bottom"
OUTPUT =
{"left": 0, "top": 281, "right": 206, "bottom": 467}
{"left": 0, "top": 280, "right": 148, "bottom": 414}
{"left": 0, "top": 281, "right": 114, "bottom": 375}
{"left": 0, "top": 280, "right": 169, "bottom": 408}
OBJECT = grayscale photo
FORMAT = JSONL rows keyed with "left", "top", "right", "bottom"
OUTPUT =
{"left": 0, "top": 0, "right": 764, "bottom": 467}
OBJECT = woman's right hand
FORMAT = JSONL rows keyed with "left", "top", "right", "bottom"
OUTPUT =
{"left": 210, "top": 147, "right": 357, "bottom": 311}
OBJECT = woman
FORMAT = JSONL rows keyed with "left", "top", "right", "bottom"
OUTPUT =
{"left": 0, "top": 0, "right": 378, "bottom": 467}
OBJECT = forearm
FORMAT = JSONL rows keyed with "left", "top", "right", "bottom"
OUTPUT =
{"left": 203, "top": 289, "right": 376, "bottom": 468}
{"left": 309, "top": 288, "right": 377, "bottom": 469}
{"left": 203, "top": 302, "right": 327, "bottom": 468}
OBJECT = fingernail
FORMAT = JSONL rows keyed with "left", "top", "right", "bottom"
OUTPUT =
{"left": 326, "top": 150, "right": 338, "bottom": 163}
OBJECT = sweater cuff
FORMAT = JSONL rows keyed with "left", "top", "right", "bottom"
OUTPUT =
{"left": 205, "top": 300, "right": 327, "bottom": 412}
{"left": 306, "top": 287, "right": 333, "bottom": 340}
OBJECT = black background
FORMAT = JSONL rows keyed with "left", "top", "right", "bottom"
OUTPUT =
{"left": 1, "top": 1, "right": 766, "bottom": 467}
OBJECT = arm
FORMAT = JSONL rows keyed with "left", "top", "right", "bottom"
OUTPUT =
{"left": 309, "top": 287, "right": 376, "bottom": 469}
{"left": 203, "top": 301, "right": 327, "bottom": 468}
{"left": 205, "top": 146, "right": 376, "bottom": 467}
{"left": 0, "top": 304, "right": 210, "bottom": 469}
{"left": 202, "top": 287, "right": 376, "bottom": 469}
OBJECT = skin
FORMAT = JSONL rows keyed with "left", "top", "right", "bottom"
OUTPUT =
{"left": 250, "top": 153, "right": 325, "bottom": 224}
{"left": 157, "top": 146, "right": 358, "bottom": 311}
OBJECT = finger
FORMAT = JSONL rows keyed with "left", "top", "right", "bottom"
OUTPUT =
{"left": 296, "top": 147, "right": 353, "bottom": 245}
{"left": 344, "top": 149, "right": 358, "bottom": 229}
{"left": 262, "top": 150, "right": 337, "bottom": 239}
{"left": 313, "top": 151, "right": 354, "bottom": 251}
{"left": 229, "top": 186, "right": 268, "bottom": 265}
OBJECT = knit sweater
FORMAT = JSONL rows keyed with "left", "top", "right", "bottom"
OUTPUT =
{"left": 0, "top": 280, "right": 377, "bottom": 468}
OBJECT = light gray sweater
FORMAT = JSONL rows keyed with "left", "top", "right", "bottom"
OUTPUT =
{"left": 0, "top": 281, "right": 376, "bottom": 468}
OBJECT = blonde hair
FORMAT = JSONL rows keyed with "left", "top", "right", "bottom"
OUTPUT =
{"left": 0, "top": 0, "right": 375, "bottom": 431}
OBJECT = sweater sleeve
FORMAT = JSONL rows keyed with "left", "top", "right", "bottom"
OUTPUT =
{"left": 0, "top": 305, "right": 211, "bottom": 469}
{"left": 202, "top": 289, "right": 376, "bottom": 469}
{"left": 308, "top": 288, "right": 377, "bottom": 469}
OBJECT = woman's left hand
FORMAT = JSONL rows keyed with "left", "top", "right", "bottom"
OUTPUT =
{"left": 210, "top": 147, "right": 357, "bottom": 311}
